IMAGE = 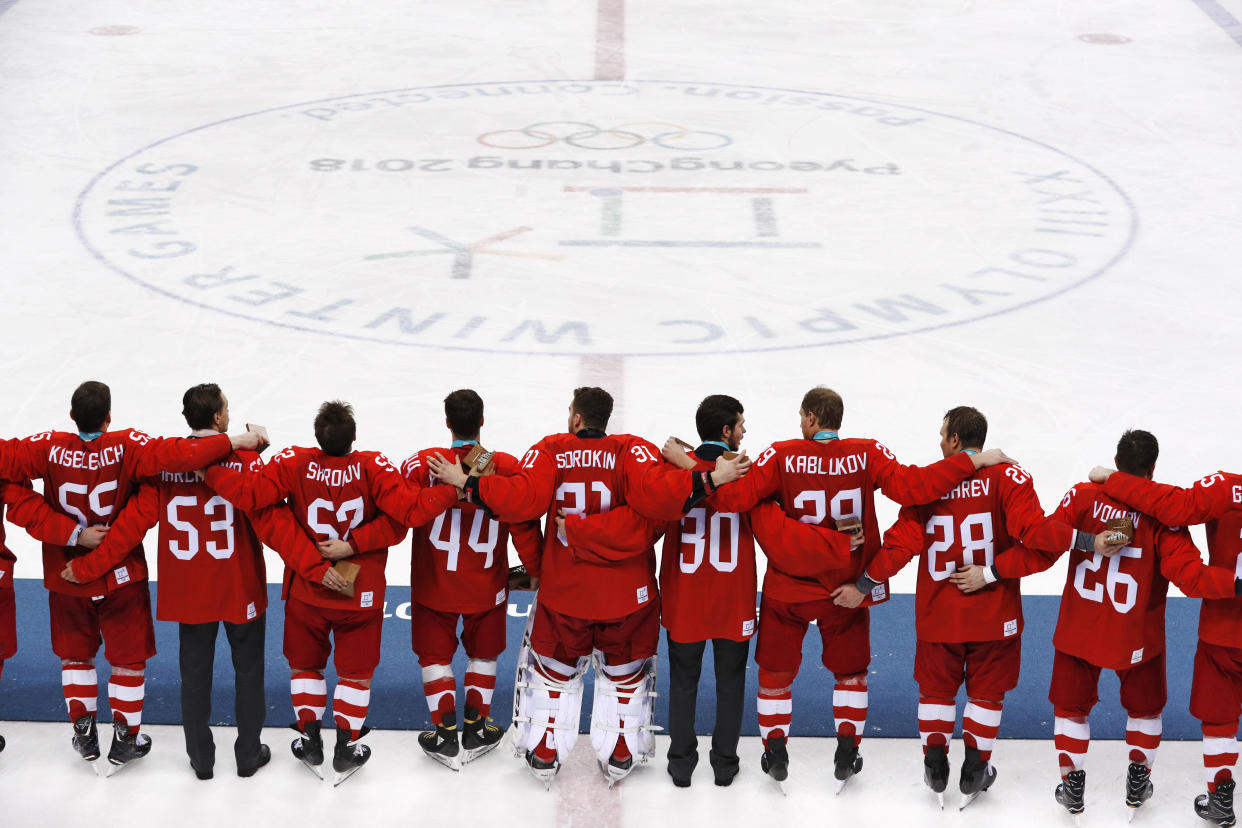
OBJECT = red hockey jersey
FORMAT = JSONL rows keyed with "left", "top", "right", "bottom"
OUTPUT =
{"left": 658, "top": 449, "right": 758, "bottom": 643}
{"left": 1029, "top": 482, "right": 1235, "bottom": 670}
{"left": 0, "top": 430, "right": 232, "bottom": 596}
{"left": 709, "top": 437, "right": 980, "bottom": 604}
{"left": 205, "top": 445, "right": 457, "bottom": 612}
{"left": 397, "top": 446, "right": 542, "bottom": 614}
{"left": 477, "top": 431, "right": 691, "bottom": 620}
{"left": 866, "top": 463, "right": 1071, "bottom": 643}
{"left": 1103, "top": 471, "right": 1242, "bottom": 649}
{"left": 69, "top": 446, "right": 278, "bottom": 624}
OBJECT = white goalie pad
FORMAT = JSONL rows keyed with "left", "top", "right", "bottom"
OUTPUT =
{"left": 510, "top": 603, "right": 589, "bottom": 764}
{"left": 589, "top": 653, "right": 660, "bottom": 764}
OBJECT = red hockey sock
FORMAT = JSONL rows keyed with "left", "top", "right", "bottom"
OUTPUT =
{"left": 421, "top": 663, "right": 456, "bottom": 726}
{"left": 918, "top": 697, "right": 955, "bottom": 755}
{"left": 333, "top": 678, "right": 371, "bottom": 741}
{"left": 1053, "top": 710, "right": 1089, "bottom": 776}
{"left": 291, "top": 670, "right": 326, "bottom": 728}
{"left": 833, "top": 677, "right": 867, "bottom": 748}
{"left": 464, "top": 658, "right": 498, "bottom": 719}
{"left": 1203, "top": 721, "right": 1239, "bottom": 792}
{"left": 108, "top": 665, "right": 145, "bottom": 732}
{"left": 61, "top": 662, "right": 98, "bottom": 721}
{"left": 962, "top": 699, "right": 1004, "bottom": 762}
{"left": 757, "top": 669, "right": 795, "bottom": 750}
{"left": 1126, "top": 714, "right": 1161, "bottom": 768}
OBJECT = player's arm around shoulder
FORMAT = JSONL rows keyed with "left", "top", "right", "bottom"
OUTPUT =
{"left": 204, "top": 445, "right": 295, "bottom": 510}
{"left": 128, "top": 428, "right": 233, "bottom": 477}
{"left": 1101, "top": 469, "right": 1232, "bottom": 526}
{"left": 0, "top": 434, "right": 53, "bottom": 481}
{"left": 468, "top": 439, "right": 556, "bottom": 523}
{"left": 370, "top": 450, "right": 457, "bottom": 527}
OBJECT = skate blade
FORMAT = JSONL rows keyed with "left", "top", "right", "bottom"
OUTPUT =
{"left": 462, "top": 741, "right": 500, "bottom": 765}
{"left": 299, "top": 758, "right": 325, "bottom": 781}
{"left": 333, "top": 765, "right": 363, "bottom": 787}
{"left": 527, "top": 763, "right": 558, "bottom": 790}
{"left": 601, "top": 760, "right": 634, "bottom": 788}
{"left": 959, "top": 791, "right": 981, "bottom": 811}
{"left": 937, "top": 792, "right": 945, "bottom": 810}
{"left": 835, "top": 778, "right": 849, "bottom": 795}
{"left": 102, "top": 753, "right": 147, "bottom": 778}
{"left": 1125, "top": 808, "right": 1135, "bottom": 823}
{"left": 422, "top": 750, "right": 462, "bottom": 772}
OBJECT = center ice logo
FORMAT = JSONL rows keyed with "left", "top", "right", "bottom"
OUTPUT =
{"left": 476, "top": 121, "right": 732, "bottom": 151}
{"left": 75, "top": 80, "right": 1135, "bottom": 356}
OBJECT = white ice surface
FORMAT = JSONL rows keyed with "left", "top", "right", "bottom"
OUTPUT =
{"left": 1, "top": 0, "right": 1240, "bottom": 822}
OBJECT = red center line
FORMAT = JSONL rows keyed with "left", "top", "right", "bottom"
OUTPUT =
{"left": 595, "top": 0, "right": 626, "bottom": 81}
{"left": 563, "top": 186, "right": 809, "bottom": 194}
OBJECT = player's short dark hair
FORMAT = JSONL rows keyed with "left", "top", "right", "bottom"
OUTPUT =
{"left": 444, "top": 389, "right": 483, "bottom": 439}
{"left": 1116, "top": 429, "right": 1159, "bottom": 477}
{"left": 696, "top": 394, "right": 744, "bottom": 442}
{"left": 943, "top": 406, "right": 988, "bottom": 449}
{"left": 801, "top": 387, "right": 843, "bottom": 430}
{"left": 315, "top": 400, "right": 356, "bottom": 456}
{"left": 70, "top": 381, "right": 111, "bottom": 432}
{"left": 571, "top": 387, "right": 613, "bottom": 430}
{"left": 182, "top": 383, "right": 225, "bottom": 430}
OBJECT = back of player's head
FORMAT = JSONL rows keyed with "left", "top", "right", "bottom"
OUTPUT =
{"left": 571, "top": 386, "right": 613, "bottom": 430}
{"left": 444, "top": 389, "right": 484, "bottom": 439}
{"left": 1116, "top": 429, "right": 1158, "bottom": 477}
{"left": 182, "top": 383, "right": 225, "bottom": 430}
{"left": 71, "top": 381, "right": 111, "bottom": 432}
{"left": 801, "top": 387, "right": 843, "bottom": 430}
{"left": 696, "top": 394, "right": 744, "bottom": 442}
{"left": 315, "top": 400, "right": 356, "bottom": 456}
{"left": 943, "top": 406, "right": 988, "bottom": 449}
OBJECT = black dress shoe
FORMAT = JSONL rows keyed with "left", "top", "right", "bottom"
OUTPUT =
{"left": 238, "top": 744, "right": 271, "bottom": 778}
{"left": 668, "top": 766, "right": 692, "bottom": 788}
{"left": 191, "top": 762, "right": 213, "bottom": 780}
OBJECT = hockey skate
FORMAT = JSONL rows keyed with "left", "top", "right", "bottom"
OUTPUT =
{"left": 600, "top": 741, "right": 635, "bottom": 788}
{"left": 524, "top": 746, "right": 560, "bottom": 789}
{"left": 418, "top": 712, "right": 461, "bottom": 771}
{"left": 760, "top": 736, "right": 789, "bottom": 796}
{"left": 71, "top": 714, "right": 100, "bottom": 764}
{"left": 332, "top": 727, "right": 371, "bottom": 787}
{"left": 833, "top": 734, "right": 863, "bottom": 794}
{"left": 290, "top": 721, "right": 325, "bottom": 780}
{"left": 461, "top": 707, "right": 504, "bottom": 765}
{"left": 1195, "top": 778, "right": 1237, "bottom": 827}
{"left": 102, "top": 722, "right": 151, "bottom": 777}
{"left": 924, "top": 745, "right": 949, "bottom": 809}
{"left": 1125, "top": 762, "right": 1153, "bottom": 821}
{"left": 1055, "top": 769, "right": 1086, "bottom": 826}
{"left": 958, "top": 746, "right": 997, "bottom": 810}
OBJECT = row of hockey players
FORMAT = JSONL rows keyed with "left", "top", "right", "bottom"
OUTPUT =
{"left": 0, "top": 381, "right": 1241, "bottom": 828}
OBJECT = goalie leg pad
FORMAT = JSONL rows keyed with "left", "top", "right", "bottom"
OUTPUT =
{"left": 590, "top": 655, "right": 659, "bottom": 766}
{"left": 513, "top": 651, "right": 588, "bottom": 764}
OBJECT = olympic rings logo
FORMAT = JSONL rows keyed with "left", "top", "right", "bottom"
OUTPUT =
{"left": 476, "top": 121, "right": 732, "bottom": 151}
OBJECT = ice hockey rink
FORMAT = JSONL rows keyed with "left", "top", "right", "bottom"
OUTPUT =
{"left": 2, "top": 0, "right": 1242, "bottom": 824}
